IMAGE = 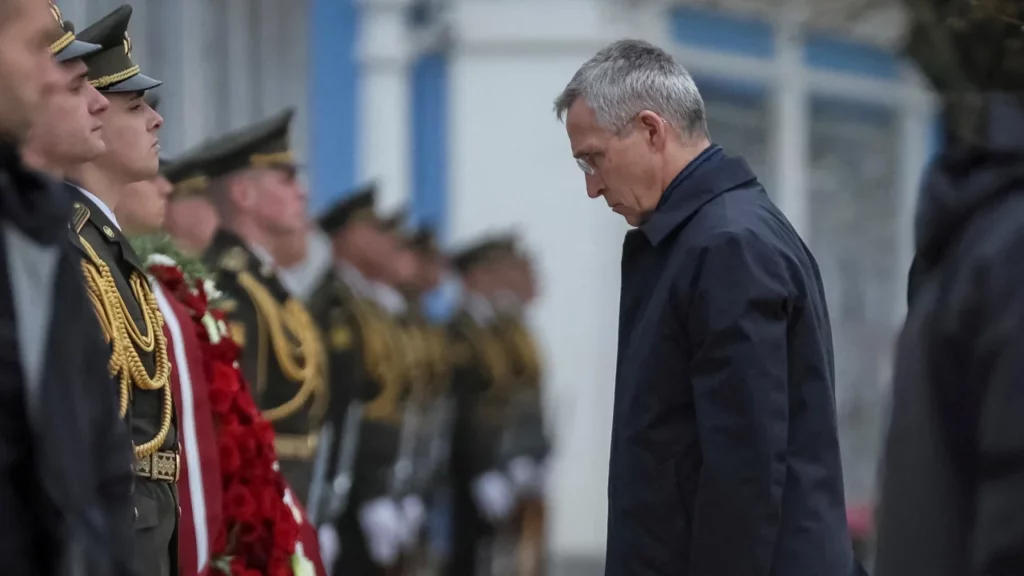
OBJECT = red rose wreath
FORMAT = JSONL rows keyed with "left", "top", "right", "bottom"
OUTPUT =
{"left": 147, "top": 253, "right": 319, "bottom": 576}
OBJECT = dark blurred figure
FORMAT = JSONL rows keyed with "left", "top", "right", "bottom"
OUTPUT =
{"left": 876, "top": 2, "right": 1024, "bottom": 576}
{"left": 0, "top": 1, "right": 135, "bottom": 575}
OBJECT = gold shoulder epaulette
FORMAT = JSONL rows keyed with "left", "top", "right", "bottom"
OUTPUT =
{"left": 72, "top": 202, "right": 90, "bottom": 233}
{"left": 218, "top": 246, "right": 248, "bottom": 273}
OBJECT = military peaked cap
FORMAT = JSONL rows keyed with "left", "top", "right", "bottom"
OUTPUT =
{"left": 161, "top": 143, "right": 217, "bottom": 199}
{"left": 379, "top": 207, "right": 408, "bottom": 234}
{"left": 408, "top": 224, "right": 439, "bottom": 255}
{"left": 77, "top": 5, "right": 161, "bottom": 93}
{"left": 48, "top": 3, "right": 101, "bottom": 63}
{"left": 317, "top": 182, "right": 378, "bottom": 234}
{"left": 451, "top": 235, "right": 516, "bottom": 273}
{"left": 197, "top": 108, "right": 297, "bottom": 179}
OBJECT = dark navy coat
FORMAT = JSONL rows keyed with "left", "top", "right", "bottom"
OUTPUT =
{"left": 606, "top": 146, "right": 854, "bottom": 576}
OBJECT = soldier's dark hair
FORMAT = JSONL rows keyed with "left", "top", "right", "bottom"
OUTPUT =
{"left": 904, "top": 0, "right": 1024, "bottom": 141}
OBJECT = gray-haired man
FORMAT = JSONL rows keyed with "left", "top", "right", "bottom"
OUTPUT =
{"left": 555, "top": 39, "right": 855, "bottom": 576}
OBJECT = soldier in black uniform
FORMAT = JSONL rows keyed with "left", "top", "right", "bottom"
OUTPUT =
{"left": 490, "top": 240, "right": 550, "bottom": 576}
{"left": 448, "top": 238, "right": 521, "bottom": 576}
{"left": 307, "top": 185, "right": 412, "bottom": 574}
{"left": 0, "top": 3, "right": 136, "bottom": 574}
{"left": 395, "top": 224, "right": 456, "bottom": 572}
{"left": 21, "top": 3, "right": 106, "bottom": 179}
{"left": 195, "top": 109, "right": 329, "bottom": 506}
{"left": 62, "top": 6, "right": 179, "bottom": 576}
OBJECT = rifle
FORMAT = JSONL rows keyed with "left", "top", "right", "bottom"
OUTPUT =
{"left": 306, "top": 421, "right": 334, "bottom": 525}
{"left": 322, "top": 401, "right": 365, "bottom": 523}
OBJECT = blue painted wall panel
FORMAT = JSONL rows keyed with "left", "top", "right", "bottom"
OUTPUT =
{"left": 694, "top": 75, "right": 769, "bottom": 104}
{"left": 410, "top": 51, "right": 449, "bottom": 240}
{"left": 804, "top": 35, "right": 900, "bottom": 80}
{"left": 670, "top": 6, "right": 774, "bottom": 58}
{"left": 308, "top": 0, "right": 359, "bottom": 212}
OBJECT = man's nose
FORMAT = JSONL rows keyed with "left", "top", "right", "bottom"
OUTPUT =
{"left": 585, "top": 173, "right": 604, "bottom": 199}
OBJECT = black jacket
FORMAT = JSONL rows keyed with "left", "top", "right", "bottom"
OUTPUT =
{"left": 0, "top": 142, "right": 134, "bottom": 575}
{"left": 606, "top": 145, "right": 854, "bottom": 576}
{"left": 876, "top": 98, "right": 1024, "bottom": 576}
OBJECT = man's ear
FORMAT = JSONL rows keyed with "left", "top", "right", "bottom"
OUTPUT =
{"left": 227, "top": 174, "right": 253, "bottom": 209}
{"left": 637, "top": 110, "right": 667, "bottom": 150}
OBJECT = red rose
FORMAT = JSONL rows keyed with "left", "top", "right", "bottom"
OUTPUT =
{"left": 211, "top": 364, "right": 241, "bottom": 395}
{"left": 255, "top": 484, "right": 281, "bottom": 512}
{"left": 219, "top": 418, "right": 247, "bottom": 445}
{"left": 238, "top": 519, "right": 268, "bottom": 545}
{"left": 218, "top": 440, "right": 242, "bottom": 476}
{"left": 268, "top": 560, "right": 293, "bottom": 576}
{"left": 253, "top": 420, "right": 276, "bottom": 450}
{"left": 208, "top": 386, "right": 236, "bottom": 415}
{"left": 225, "top": 484, "right": 257, "bottom": 521}
{"left": 273, "top": 509, "right": 300, "bottom": 552}
{"left": 229, "top": 556, "right": 248, "bottom": 573}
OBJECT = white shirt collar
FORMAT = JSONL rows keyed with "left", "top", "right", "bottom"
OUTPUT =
{"left": 493, "top": 290, "right": 522, "bottom": 316}
{"left": 249, "top": 243, "right": 275, "bottom": 270}
{"left": 464, "top": 291, "right": 495, "bottom": 326}
{"left": 335, "top": 260, "right": 375, "bottom": 299}
{"left": 373, "top": 282, "right": 407, "bottom": 316}
{"left": 75, "top": 185, "right": 120, "bottom": 231}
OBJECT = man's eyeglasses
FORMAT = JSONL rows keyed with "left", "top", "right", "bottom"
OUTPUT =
{"left": 576, "top": 156, "right": 596, "bottom": 176}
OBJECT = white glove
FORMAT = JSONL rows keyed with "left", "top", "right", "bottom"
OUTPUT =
{"left": 358, "top": 497, "right": 403, "bottom": 566}
{"left": 399, "top": 495, "right": 426, "bottom": 548}
{"left": 471, "top": 470, "right": 515, "bottom": 523}
{"left": 317, "top": 525, "right": 340, "bottom": 575}
{"left": 507, "top": 456, "right": 540, "bottom": 495}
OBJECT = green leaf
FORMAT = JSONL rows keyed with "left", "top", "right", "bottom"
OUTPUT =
{"left": 130, "top": 233, "right": 212, "bottom": 286}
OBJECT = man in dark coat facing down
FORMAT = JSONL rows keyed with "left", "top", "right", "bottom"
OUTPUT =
{"left": 554, "top": 39, "right": 855, "bottom": 576}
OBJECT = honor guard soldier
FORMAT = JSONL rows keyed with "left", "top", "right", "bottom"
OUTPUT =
{"left": 66, "top": 6, "right": 179, "bottom": 576}
{"left": 2, "top": 3, "right": 138, "bottom": 573}
{"left": 159, "top": 141, "right": 221, "bottom": 256}
{"left": 371, "top": 211, "right": 435, "bottom": 572}
{"left": 448, "top": 238, "right": 522, "bottom": 576}
{"left": 490, "top": 240, "right": 550, "bottom": 576}
{"left": 197, "top": 109, "right": 329, "bottom": 505}
{"left": 395, "top": 224, "right": 456, "bottom": 572}
{"left": 307, "top": 185, "right": 413, "bottom": 574}
{"left": 21, "top": 2, "right": 104, "bottom": 179}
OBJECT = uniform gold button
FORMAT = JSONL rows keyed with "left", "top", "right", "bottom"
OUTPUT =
{"left": 103, "top": 225, "right": 115, "bottom": 238}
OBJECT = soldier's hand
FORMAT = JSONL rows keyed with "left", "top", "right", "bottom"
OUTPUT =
{"left": 399, "top": 494, "right": 426, "bottom": 548}
{"left": 358, "top": 497, "right": 403, "bottom": 566}
{"left": 507, "top": 456, "right": 540, "bottom": 496}
{"left": 317, "top": 524, "right": 340, "bottom": 574}
{"left": 471, "top": 470, "right": 515, "bottom": 523}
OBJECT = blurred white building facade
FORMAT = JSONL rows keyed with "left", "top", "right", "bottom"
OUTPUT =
{"left": 59, "top": 0, "right": 938, "bottom": 571}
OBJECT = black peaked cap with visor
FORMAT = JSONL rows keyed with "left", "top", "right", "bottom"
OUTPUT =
{"left": 77, "top": 5, "right": 161, "bottom": 93}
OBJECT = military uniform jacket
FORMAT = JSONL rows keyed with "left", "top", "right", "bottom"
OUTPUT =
{"left": 398, "top": 304, "right": 453, "bottom": 495}
{"left": 493, "top": 313, "right": 549, "bottom": 463}
{"left": 307, "top": 271, "right": 401, "bottom": 503}
{"left": 203, "top": 229, "right": 328, "bottom": 504}
{"left": 68, "top": 186, "right": 179, "bottom": 576}
{"left": 447, "top": 309, "right": 514, "bottom": 480}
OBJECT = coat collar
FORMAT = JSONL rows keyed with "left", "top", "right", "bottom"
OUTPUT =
{"left": 639, "top": 146, "right": 758, "bottom": 247}
{"left": 70, "top": 186, "right": 146, "bottom": 273}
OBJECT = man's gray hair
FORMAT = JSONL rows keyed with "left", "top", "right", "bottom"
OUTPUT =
{"left": 553, "top": 39, "right": 708, "bottom": 139}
